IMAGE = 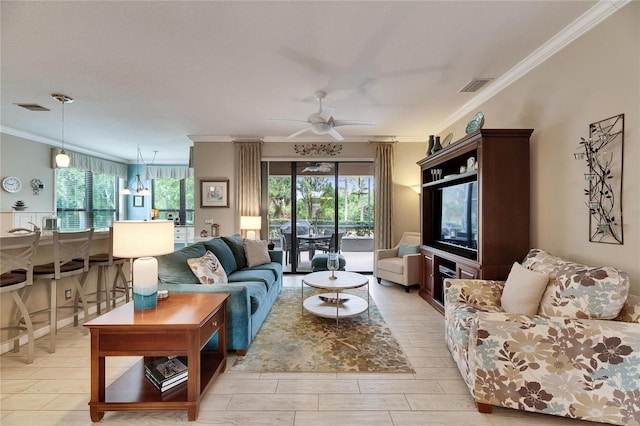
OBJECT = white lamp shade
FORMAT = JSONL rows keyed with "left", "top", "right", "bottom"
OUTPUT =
{"left": 240, "top": 216, "right": 261, "bottom": 230}
{"left": 112, "top": 220, "right": 174, "bottom": 258}
{"left": 240, "top": 216, "right": 261, "bottom": 240}
{"left": 56, "top": 152, "right": 71, "bottom": 168}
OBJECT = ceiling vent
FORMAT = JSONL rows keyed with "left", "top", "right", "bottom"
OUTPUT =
{"left": 15, "top": 103, "right": 50, "bottom": 111}
{"left": 459, "top": 78, "right": 494, "bottom": 93}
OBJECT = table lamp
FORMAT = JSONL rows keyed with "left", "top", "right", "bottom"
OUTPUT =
{"left": 240, "top": 216, "right": 261, "bottom": 240}
{"left": 113, "top": 220, "right": 174, "bottom": 310}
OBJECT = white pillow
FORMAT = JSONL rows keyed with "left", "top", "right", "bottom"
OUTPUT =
{"left": 501, "top": 262, "right": 549, "bottom": 315}
{"left": 244, "top": 239, "right": 271, "bottom": 267}
{"left": 187, "top": 250, "right": 228, "bottom": 284}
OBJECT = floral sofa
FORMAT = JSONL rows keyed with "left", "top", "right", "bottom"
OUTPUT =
{"left": 444, "top": 249, "right": 640, "bottom": 425}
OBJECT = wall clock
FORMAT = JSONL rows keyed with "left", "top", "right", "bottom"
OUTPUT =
{"left": 2, "top": 176, "right": 22, "bottom": 193}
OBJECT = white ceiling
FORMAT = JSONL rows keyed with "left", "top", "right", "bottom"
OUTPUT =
{"left": 1, "top": 1, "right": 609, "bottom": 164}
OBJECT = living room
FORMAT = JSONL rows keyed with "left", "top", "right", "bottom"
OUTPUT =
{"left": 1, "top": 1, "right": 638, "bottom": 425}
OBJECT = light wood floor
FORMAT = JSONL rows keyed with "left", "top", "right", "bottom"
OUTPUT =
{"left": 0, "top": 275, "right": 591, "bottom": 425}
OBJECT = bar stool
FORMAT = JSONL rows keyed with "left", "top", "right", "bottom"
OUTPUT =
{"left": 0, "top": 232, "right": 40, "bottom": 364}
{"left": 28, "top": 229, "right": 93, "bottom": 353}
{"left": 75, "top": 227, "right": 129, "bottom": 322}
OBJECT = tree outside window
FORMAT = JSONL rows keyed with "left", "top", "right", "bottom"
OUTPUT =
{"left": 152, "top": 178, "right": 194, "bottom": 225}
{"left": 56, "top": 168, "right": 119, "bottom": 230}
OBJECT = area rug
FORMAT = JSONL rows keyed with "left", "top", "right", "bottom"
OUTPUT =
{"left": 231, "top": 287, "right": 414, "bottom": 373}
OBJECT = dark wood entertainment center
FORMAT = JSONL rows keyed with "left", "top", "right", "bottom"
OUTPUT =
{"left": 417, "top": 129, "right": 533, "bottom": 313}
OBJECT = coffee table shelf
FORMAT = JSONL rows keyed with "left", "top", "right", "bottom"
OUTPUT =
{"left": 303, "top": 292, "right": 368, "bottom": 319}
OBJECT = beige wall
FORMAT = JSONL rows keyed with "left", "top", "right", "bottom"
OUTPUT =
{"left": 0, "top": 133, "right": 56, "bottom": 212}
{"left": 193, "top": 140, "right": 424, "bottom": 245}
{"left": 440, "top": 3, "right": 639, "bottom": 294}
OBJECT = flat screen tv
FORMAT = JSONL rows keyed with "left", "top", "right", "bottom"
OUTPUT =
{"left": 434, "top": 180, "right": 478, "bottom": 257}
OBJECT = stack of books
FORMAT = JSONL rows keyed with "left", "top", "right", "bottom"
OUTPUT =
{"left": 145, "top": 356, "right": 188, "bottom": 392}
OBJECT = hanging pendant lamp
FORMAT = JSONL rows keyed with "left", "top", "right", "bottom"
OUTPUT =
{"left": 52, "top": 94, "right": 73, "bottom": 168}
{"left": 123, "top": 146, "right": 152, "bottom": 195}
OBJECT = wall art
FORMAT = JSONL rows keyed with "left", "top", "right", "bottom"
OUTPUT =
{"left": 575, "top": 113, "right": 624, "bottom": 244}
{"left": 201, "top": 179, "right": 229, "bottom": 208}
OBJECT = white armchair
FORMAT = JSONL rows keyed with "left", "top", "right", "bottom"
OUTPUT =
{"left": 374, "top": 231, "right": 421, "bottom": 292}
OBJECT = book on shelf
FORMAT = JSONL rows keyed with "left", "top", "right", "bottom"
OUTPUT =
{"left": 145, "top": 370, "right": 187, "bottom": 392}
{"left": 144, "top": 356, "right": 188, "bottom": 391}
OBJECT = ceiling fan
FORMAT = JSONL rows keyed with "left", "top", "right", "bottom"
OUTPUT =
{"left": 302, "top": 162, "right": 333, "bottom": 173}
{"left": 273, "top": 91, "right": 375, "bottom": 141}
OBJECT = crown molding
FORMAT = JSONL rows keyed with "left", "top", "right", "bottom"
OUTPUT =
{"left": 188, "top": 134, "right": 426, "bottom": 143}
{"left": 433, "top": 0, "right": 631, "bottom": 135}
{"left": 1, "top": 125, "right": 129, "bottom": 163}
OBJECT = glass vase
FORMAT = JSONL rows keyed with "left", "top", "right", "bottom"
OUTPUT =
{"left": 327, "top": 252, "right": 339, "bottom": 280}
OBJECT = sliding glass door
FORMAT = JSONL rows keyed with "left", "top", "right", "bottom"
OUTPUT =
{"left": 264, "top": 161, "right": 374, "bottom": 274}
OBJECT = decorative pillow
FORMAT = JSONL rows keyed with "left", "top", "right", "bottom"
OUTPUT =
{"left": 202, "top": 238, "right": 237, "bottom": 274}
{"left": 398, "top": 243, "right": 420, "bottom": 257}
{"left": 539, "top": 265, "right": 629, "bottom": 319}
{"left": 615, "top": 294, "right": 640, "bottom": 323}
{"left": 523, "top": 249, "right": 630, "bottom": 319}
{"left": 521, "top": 249, "right": 567, "bottom": 279}
{"left": 186, "top": 251, "right": 228, "bottom": 284}
{"left": 202, "top": 237, "right": 238, "bottom": 275}
{"left": 222, "top": 234, "right": 247, "bottom": 269}
{"left": 244, "top": 239, "right": 271, "bottom": 268}
{"left": 156, "top": 244, "right": 207, "bottom": 285}
{"left": 500, "top": 262, "right": 549, "bottom": 315}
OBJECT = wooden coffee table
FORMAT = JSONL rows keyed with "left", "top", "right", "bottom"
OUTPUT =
{"left": 302, "top": 271, "right": 370, "bottom": 324}
{"left": 84, "top": 293, "right": 228, "bottom": 422}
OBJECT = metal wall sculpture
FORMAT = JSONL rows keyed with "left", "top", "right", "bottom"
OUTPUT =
{"left": 294, "top": 143, "right": 342, "bottom": 156}
{"left": 575, "top": 113, "right": 624, "bottom": 244}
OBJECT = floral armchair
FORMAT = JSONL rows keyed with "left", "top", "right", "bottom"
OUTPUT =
{"left": 444, "top": 249, "right": 640, "bottom": 425}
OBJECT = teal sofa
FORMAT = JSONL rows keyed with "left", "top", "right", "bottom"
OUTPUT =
{"left": 155, "top": 234, "right": 283, "bottom": 355}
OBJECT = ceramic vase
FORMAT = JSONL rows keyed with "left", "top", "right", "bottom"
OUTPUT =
{"left": 426, "top": 135, "right": 435, "bottom": 156}
{"left": 433, "top": 136, "right": 442, "bottom": 153}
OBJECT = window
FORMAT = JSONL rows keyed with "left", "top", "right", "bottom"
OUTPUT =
{"left": 56, "top": 168, "right": 120, "bottom": 230}
{"left": 152, "top": 178, "right": 194, "bottom": 225}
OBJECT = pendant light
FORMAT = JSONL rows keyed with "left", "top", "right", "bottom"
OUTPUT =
{"left": 52, "top": 94, "right": 73, "bottom": 168}
{"left": 122, "top": 146, "right": 152, "bottom": 195}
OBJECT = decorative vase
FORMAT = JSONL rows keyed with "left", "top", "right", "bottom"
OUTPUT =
{"left": 12, "top": 200, "right": 27, "bottom": 211}
{"left": 433, "top": 136, "right": 442, "bottom": 153}
{"left": 426, "top": 135, "right": 435, "bottom": 156}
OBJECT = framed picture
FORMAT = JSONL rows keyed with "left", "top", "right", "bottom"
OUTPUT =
{"left": 211, "top": 223, "right": 220, "bottom": 237}
{"left": 200, "top": 179, "right": 229, "bottom": 208}
{"left": 133, "top": 195, "right": 144, "bottom": 207}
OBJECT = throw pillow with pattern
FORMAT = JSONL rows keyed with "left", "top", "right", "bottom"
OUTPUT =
{"left": 187, "top": 250, "right": 228, "bottom": 284}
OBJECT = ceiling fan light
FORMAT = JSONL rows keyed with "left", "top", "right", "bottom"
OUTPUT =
{"left": 55, "top": 150, "right": 70, "bottom": 168}
{"left": 311, "top": 122, "right": 330, "bottom": 134}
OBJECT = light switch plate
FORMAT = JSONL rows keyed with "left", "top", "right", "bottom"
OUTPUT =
{"left": 204, "top": 218, "right": 213, "bottom": 224}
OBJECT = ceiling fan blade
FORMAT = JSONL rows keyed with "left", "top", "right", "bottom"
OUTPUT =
{"left": 326, "top": 128, "right": 344, "bottom": 141}
{"left": 269, "top": 118, "right": 311, "bottom": 124}
{"left": 332, "top": 119, "right": 376, "bottom": 127}
{"left": 287, "top": 127, "right": 312, "bottom": 139}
